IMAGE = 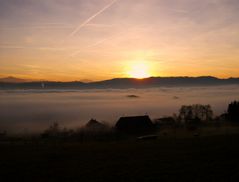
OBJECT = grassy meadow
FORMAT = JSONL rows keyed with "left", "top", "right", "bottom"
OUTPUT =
{"left": 0, "top": 129, "right": 239, "bottom": 182}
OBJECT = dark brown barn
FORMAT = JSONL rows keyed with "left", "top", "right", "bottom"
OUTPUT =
{"left": 115, "top": 115, "right": 155, "bottom": 134}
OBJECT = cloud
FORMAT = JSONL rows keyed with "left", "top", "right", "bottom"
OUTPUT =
{"left": 0, "top": 23, "right": 74, "bottom": 30}
{"left": 0, "top": 45, "right": 66, "bottom": 51}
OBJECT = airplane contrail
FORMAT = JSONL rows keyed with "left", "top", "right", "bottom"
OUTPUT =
{"left": 68, "top": 0, "right": 118, "bottom": 38}
{"left": 69, "top": 32, "right": 125, "bottom": 57}
{"left": 69, "top": 25, "right": 148, "bottom": 57}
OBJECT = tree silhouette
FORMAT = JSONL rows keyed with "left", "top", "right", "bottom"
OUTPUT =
{"left": 179, "top": 104, "right": 213, "bottom": 123}
{"left": 227, "top": 101, "right": 239, "bottom": 122}
{"left": 41, "top": 122, "right": 60, "bottom": 138}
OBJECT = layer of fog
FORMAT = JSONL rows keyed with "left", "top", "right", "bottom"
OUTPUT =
{"left": 0, "top": 85, "right": 239, "bottom": 133}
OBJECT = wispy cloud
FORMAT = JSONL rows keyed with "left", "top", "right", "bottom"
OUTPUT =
{"left": 84, "top": 23, "right": 115, "bottom": 28}
{"left": 0, "top": 45, "right": 66, "bottom": 51}
{"left": 159, "top": 6, "right": 188, "bottom": 14}
{"left": 0, "top": 23, "right": 74, "bottom": 30}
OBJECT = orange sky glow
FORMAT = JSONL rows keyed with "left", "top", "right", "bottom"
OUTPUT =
{"left": 0, "top": 0, "right": 239, "bottom": 81}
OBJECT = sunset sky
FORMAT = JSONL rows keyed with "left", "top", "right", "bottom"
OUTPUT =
{"left": 0, "top": 0, "right": 239, "bottom": 81}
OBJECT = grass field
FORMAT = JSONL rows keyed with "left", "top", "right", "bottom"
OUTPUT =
{"left": 0, "top": 133, "right": 239, "bottom": 182}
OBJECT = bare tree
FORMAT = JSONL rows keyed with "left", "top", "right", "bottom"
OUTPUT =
{"left": 179, "top": 104, "right": 213, "bottom": 123}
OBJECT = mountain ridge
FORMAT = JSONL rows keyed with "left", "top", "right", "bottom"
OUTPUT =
{"left": 0, "top": 76, "right": 239, "bottom": 89}
{"left": 0, "top": 76, "right": 29, "bottom": 83}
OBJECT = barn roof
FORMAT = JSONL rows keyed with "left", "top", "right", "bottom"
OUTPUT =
{"left": 115, "top": 115, "right": 154, "bottom": 133}
{"left": 117, "top": 115, "right": 152, "bottom": 123}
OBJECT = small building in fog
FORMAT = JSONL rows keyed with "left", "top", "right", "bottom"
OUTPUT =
{"left": 115, "top": 115, "right": 155, "bottom": 134}
{"left": 85, "top": 119, "right": 106, "bottom": 130}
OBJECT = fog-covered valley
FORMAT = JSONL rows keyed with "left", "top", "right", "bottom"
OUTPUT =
{"left": 0, "top": 85, "right": 239, "bottom": 133}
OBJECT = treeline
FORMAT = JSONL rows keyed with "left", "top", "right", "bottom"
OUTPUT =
{"left": 155, "top": 101, "right": 239, "bottom": 129}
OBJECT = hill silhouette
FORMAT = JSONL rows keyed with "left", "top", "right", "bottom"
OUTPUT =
{"left": 0, "top": 76, "right": 239, "bottom": 89}
{"left": 0, "top": 76, "right": 29, "bottom": 83}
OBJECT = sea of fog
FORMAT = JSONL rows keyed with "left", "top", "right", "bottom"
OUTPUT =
{"left": 0, "top": 85, "right": 239, "bottom": 133}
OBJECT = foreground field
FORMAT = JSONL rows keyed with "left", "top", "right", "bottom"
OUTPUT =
{"left": 0, "top": 134, "right": 239, "bottom": 182}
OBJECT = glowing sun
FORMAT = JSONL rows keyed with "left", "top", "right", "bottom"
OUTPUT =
{"left": 127, "top": 61, "right": 151, "bottom": 79}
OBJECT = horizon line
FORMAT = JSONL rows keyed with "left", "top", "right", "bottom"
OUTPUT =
{"left": 1, "top": 75, "right": 239, "bottom": 83}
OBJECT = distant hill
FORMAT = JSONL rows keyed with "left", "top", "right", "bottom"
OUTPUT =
{"left": 0, "top": 76, "right": 29, "bottom": 83}
{"left": 0, "top": 76, "right": 239, "bottom": 89}
{"left": 87, "top": 76, "right": 239, "bottom": 89}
